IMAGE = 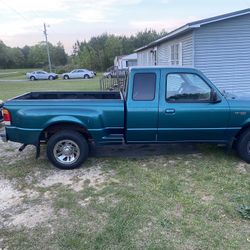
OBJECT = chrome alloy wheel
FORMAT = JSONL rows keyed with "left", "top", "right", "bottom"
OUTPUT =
{"left": 53, "top": 140, "right": 80, "bottom": 165}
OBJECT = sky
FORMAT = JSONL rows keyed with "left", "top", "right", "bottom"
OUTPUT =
{"left": 0, "top": 0, "right": 250, "bottom": 54}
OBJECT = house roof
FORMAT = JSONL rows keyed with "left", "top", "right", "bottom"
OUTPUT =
{"left": 115, "top": 53, "right": 137, "bottom": 61}
{"left": 135, "top": 8, "right": 250, "bottom": 52}
{"left": 122, "top": 53, "right": 137, "bottom": 60}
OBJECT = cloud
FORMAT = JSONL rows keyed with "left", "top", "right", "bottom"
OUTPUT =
{"left": 73, "top": 0, "right": 142, "bottom": 23}
{"left": 0, "top": 18, "right": 64, "bottom": 36}
{"left": 76, "top": 9, "right": 112, "bottom": 23}
{"left": 0, "top": 0, "right": 68, "bottom": 13}
{"left": 130, "top": 16, "right": 198, "bottom": 31}
{"left": 0, "top": 0, "right": 142, "bottom": 26}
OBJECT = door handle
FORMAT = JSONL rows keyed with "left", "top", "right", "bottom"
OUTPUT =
{"left": 165, "top": 108, "right": 175, "bottom": 114}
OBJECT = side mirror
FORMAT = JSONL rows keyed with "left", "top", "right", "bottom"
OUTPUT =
{"left": 211, "top": 90, "right": 221, "bottom": 103}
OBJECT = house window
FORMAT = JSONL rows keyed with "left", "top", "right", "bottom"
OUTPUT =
{"left": 170, "top": 43, "right": 182, "bottom": 66}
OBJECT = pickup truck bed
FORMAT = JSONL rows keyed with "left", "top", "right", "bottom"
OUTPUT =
{"left": 4, "top": 91, "right": 125, "bottom": 146}
{"left": 12, "top": 91, "right": 122, "bottom": 100}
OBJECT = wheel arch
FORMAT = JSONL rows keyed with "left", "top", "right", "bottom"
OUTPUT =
{"left": 40, "top": 121, "right": 93, "bottom": 142}
{"left": 235, "top": 123, "right": 250, "bottom": 141}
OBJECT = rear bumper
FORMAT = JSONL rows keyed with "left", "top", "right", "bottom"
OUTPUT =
{"left": 0, "top": 124, "right": 6, "bottom": 142}
{"left": 0, "top": 132, "right": 7, "bottom": 142}
{"left": 5, "top": 126, "right": 42, "bottom": 145}
{"left": 0, "top": 102, "right": 3, "bottom": 122}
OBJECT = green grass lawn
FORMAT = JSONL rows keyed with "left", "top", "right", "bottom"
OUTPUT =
{"left": 0, "top": 68, "right": 36, "bottom": 80}
{"left": 0, "top": 69, "right": 250, "bottom": 250}
{"left": 0, "top": 71, "right": 100, "bottom": 101}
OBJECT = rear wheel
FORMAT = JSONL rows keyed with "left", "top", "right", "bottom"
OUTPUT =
{"left": 83, "top": 74, "right": 90, "bottom": 79}
{"left": 47, "top": 130, "right": 89, "bottom": 169}
{"left": 237, "top": 129, "right": 250, "bottom": 163}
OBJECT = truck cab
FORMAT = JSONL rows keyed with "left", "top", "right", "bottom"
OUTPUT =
{"left": 125, "top": 67, "right": 229, "bottom": 143}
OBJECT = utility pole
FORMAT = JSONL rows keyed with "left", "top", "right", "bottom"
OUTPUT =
{"left": 43, "top": 23, "right": 52, "bottom": 72}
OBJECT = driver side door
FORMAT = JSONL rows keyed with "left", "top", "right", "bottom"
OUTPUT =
{"left": 158, "top": 69, "right": 230, "bottom": 142}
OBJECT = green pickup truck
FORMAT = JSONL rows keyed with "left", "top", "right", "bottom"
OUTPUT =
{"left": 2, "top": 67, "right": 250, "bottom": 169}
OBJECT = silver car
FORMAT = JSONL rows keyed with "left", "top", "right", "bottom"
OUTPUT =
{"left": 26, "top": 71, "right": 58, "bottom": 81}
{"left": 62, "top": 69, "right": 95, "bottom": 80}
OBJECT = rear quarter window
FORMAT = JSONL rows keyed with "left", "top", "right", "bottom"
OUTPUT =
{"left": 132, "top": 73, "right": 156, "bottom": 101}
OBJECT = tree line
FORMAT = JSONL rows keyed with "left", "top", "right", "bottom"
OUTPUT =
{"left": 72, "top": 29, "right": 167, "bottom": 71}
{"left": 0, "top": 29, "right": 166, "bottom": 71}
{"left": 0, "top": 41, "right": 68, "bottom": 69}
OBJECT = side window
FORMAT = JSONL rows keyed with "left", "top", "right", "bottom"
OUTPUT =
{"left": 132, "top": 73, "right": 156, "bottom": 101}
{"left": 166, "top": 73, "right": 212, "bottom": 102}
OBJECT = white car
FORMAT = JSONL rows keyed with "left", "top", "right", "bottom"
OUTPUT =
{"left": 26, "top": 71, "right": 58, "bottom": 81}
{"left": 62, "top": 69, "right": 95, "bottom": 80}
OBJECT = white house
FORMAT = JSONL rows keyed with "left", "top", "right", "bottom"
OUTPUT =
{"left": 135, "top": 8, "right": 250, "bottom": 94}
{"left": 114, "top": 53, "right": 137, "bottom": 69}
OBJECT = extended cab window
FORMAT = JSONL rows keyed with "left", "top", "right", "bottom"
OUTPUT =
{"left": 133, "top": 73, "right": 156, "bottom": 101}
{"left": 166, "top": 73, "right": 211, "bottom": 102}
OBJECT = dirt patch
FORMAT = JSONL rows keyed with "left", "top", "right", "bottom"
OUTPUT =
{"left": 0, "top": 178, "right": 23, "bottom": 212}
{"left": 8, "top": 204, "right": 54, "bottom": 229}
{"left": 0, "top": 140, "right": 35, "bottom": 165}
{"left": 235, "top": 162, "right": 248, "bottom": 174}
{"left": 0, "top": 177, "right": 42, "bottom": 229}
{"left": 37, "top": 166, "right": 114, "bottom": 192}
{"left": 78, "top": 197, "right": 91, "bottom": 207}
{"left": 201, "top": 194, "right": 214, "bottom": 204}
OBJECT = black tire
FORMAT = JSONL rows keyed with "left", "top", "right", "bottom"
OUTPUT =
{"left": 83, "top": 74, "right": 90, "bottom": 79}
{"left": 48, "top": 75, "right": 54, "bottom": 80}
{"left": 30, "top": 76, "right": 35, "bottom": 81}
{"left": 63, "top": 75, "right": 69, "bottom": 80}
{"left": 237, "top": 129, "right": 250, "bottom": 163}
{"left": 47, "top": 130, "right": 89, "bottom": 169}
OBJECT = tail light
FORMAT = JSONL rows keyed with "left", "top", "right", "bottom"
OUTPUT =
{"left": 3, "top": 108, "right": 11, "bottom": 125}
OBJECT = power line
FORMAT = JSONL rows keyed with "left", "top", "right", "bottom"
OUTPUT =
{"left": 0, "top": 0, "right": 43, "bottom": 33}
{"left": 0, "top": 0, "right": 31, "bottom": 22}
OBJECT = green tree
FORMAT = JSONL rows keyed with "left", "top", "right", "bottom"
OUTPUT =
{"left": 72, "top": 29, "right": 167, "bottom": 71}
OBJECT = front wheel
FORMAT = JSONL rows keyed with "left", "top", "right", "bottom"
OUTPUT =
{"left": 48, "top": 75, "right": 54, "bottom": 80}
{"left": 237, "top": 129, "right": 250, "bottom": 163}
{"left": 47, "top": 130, "right": 89, "bottom": 169}
{"left": 83, "top": 74, "right": 90, "bottom": 79}
{"left": 30, "top": 76, "right": 35, "bottom": 81}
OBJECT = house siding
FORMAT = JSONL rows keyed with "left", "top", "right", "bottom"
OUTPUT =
{"left": 137, "top": 48, "right": 153, "bottom": 66}
{"left": 137, "top": 32, "right": 193, "bottom": 67}
{"left": 194, "top": 14, "right": 250, "bottom": 93}
{"left": 157, "top": 32, "right": 193, "bottom": 67}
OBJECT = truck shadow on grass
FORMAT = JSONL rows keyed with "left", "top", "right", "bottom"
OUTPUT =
{"left": 90, "top": 143, "right": 212, "bottom": 159}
